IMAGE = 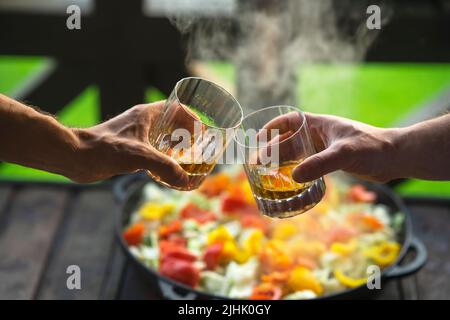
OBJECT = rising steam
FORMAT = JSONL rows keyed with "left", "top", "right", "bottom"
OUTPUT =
{"left": 170, "top": 0, "right": 392, "bottom": 113}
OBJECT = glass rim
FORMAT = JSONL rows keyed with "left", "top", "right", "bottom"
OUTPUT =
{"left": 234, "top": 105, "right": 306, "bottom": 150}
{"left": 174, "top": 77, "right": 244, "bottom": 130}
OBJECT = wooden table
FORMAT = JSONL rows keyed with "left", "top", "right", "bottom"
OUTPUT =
{"left": 0, "top": 181, "right": 448, "bottom": 300}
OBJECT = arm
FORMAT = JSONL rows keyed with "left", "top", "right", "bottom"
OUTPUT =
{"left": 292, "top": 112, "right": 450, "bottom": 183}
{"left": 0, "top": 94, "right": 188, "bottom": 186}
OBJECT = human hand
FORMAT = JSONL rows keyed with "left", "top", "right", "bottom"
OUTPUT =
{"left": 71, "top": 101, "right": 191, "bottom": 186}
{"left": 292, "top": 113, "right": 399, "bottom": 183}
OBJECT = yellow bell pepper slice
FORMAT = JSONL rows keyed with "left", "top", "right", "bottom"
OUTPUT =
{"left": 243, "top": 229, "right": 264, "bottom": 255}
{"left": 139, "top": 202, "right": 175, "bottom": 220}
{"left": 272, "top": 222, "right": 297, "bottom": 241}
{"left": 363, "top": 241, "right": 400, "bottom": 267}
{"left": 334, "top": 270, "right": 367, "bottom": 288}
{"left": 330, "top": 240, "right": 357, "bottom": 256}
{"left": 220, "top": 240, "right": 250, "bottom": 264}
{"left": 207, "top": 226, "right": 234, "bottom": 245}
{"left": 287, "top": 266, "right": 323, "bottom": 295}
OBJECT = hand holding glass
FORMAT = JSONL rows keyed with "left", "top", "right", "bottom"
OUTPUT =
{"left": 148, "top": 77, "right": 243, "bottom": 190}
{"left": 235, "top": 105, "right": 326, "bottom": 218}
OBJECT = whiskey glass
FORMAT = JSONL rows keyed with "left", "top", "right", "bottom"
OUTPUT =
{"left": 235, "top": 105, "right": 326, "bottom": 218}
{"left": 148, "top": 77, "right": 243, "bottom": 190}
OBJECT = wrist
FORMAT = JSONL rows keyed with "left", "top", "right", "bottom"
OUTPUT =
{"left": 69, "top": 128, "right": 98, "bottom": 183}
{"left": 383, "top": 127, "right": 411, "bottom": 180}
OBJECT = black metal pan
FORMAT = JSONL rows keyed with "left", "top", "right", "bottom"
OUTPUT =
{"left": 114, "top": 171, "right": 427, "bottom": 300}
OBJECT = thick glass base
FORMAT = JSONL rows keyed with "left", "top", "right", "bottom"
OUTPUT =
{"left": 145, "top": 170, "right": 208, "bottom": 191}
{"left": 255, "top": 177, "right": 326, "bottom": 218}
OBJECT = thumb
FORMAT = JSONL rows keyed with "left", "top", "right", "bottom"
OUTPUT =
{"left": 292, "top": 146, "right": 344, "bottom": 183}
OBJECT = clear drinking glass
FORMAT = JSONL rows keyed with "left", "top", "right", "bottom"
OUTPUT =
{"left": 148, "top": 77, "right": 243, "bottom": 191}
{"left": 235, "top": 105, "right": 326, "bottom": 218}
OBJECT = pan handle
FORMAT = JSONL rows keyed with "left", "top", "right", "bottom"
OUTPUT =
{"left": 113, "top": 171, "right": 148, "bottom": 203}
{"left": 385, "top": 237, "right": 427, "bottom": 279}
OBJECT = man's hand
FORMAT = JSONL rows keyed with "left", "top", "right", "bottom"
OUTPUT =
{"left": 72, "top": 101, "right": 189, "bottom": 186}
{"left": 292, "top": 113, "right": 398, "bottom": 183}
{"left": 292, "top": 112, "right": 450, "bottom": 183}
{"left": 0, "top": 94, "right": 190, "bottom": 187}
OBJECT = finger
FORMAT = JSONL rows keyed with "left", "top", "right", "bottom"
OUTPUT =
{"left": 257, "top": 130, "right": 296, "bottom": 164}
{"left": 303, "top": 112, "right": 328, "bottom": 152}
{"left": 260, "top": 111, "right": 303, "bottom": 135}
{"left": 292, "top": 146, "right": 346, "bottom": 183}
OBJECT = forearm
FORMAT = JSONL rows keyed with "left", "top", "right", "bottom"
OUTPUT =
{"left": 0, "top": 94, "right": 81, "bottom": 178}
{"left": 392, "top": 114, "right": 450, "bottom": 180}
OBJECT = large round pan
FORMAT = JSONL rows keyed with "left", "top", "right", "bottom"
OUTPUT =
{"left": 114, "top": 171, "right": 427, "bottom": 300}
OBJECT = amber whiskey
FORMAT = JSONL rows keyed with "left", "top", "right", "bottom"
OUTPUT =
{"left": 250, "top": 162, "right": 313, "bottom": 200}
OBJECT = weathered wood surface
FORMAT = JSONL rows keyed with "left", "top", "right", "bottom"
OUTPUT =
{"left": 408, "top": 203, "right": 450, "bottom": 300}
{"left": 0, "top": 186, "right": 13, "bottom": 221}
{"left": 36, "top": 190, "right": 123, "bottom": 299}
{"left": 0, "top": 184, "right": 448, "bottom": 300}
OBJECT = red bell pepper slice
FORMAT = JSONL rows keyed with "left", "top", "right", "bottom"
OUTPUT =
{"left": 221, "top": 196, "right": 248, "bottom": 213}
{"left": 159, "top": 257, "right": 200, "bottom": 288}
{"left": 160, "top": 241, "right": 196, "bottom": 263}
{"left": 159, "top": 219, "right": 182, "bottom": 238}
{"left": 250, "top": 283, "right": 282, "bottom": 300}
{"left": 348, "top": 185, "right": 376, "bottom": 203}
{"left": 203, "top": 243, "right": 224, "bottom": 270}
{"left": 180, "top": 203, "right": 216, "bottom": 224}
{"left": 240, "top": 215, "right": 269, "bottom": 233}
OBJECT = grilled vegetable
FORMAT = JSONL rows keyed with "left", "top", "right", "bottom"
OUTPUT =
{"left": 124, "top": 170, "right": 402, "bottom": 299}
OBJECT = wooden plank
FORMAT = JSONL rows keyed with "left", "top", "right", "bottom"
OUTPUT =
{"left": 408, "top": 204, "right": 450, "bottom": 299}
{"left": 36, "top": 189, "right": 120, "bottom": 299}
{"left": 0, "top": 186, "right": 13, "bottom": 219}
{"left": 99, "top": 243, "right": 126, "bottom": 300}
{"left": 0, "top": 187, "right": 68, "bottom": 299}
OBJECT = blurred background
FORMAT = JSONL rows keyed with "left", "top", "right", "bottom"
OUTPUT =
{"left": 0, "top": 0, "right": 449, "bottom": 198}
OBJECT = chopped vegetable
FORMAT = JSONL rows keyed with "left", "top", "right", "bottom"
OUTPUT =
{"left": 160, "top": 242, "right": 197, "bottom": 263}
{"left": 207, "top": 226, "right": 234, "bottom": 245}
{"left": 272, "top": 222, "right": 298, "bottom": 240}
{"left": 250, "top": 283, "right": 282, "bottom": 300}
{"left": 123, "top": 222, "right": 145, "bottom": 246}
{"left": 330, "top": 240, "right": 357, "bottom": 256}
{"left": 287, "top": 266, "right": 323, "bottom": 295}
{"left": 261, "top": 271, "right": 289, "bottom": 285}
{"left": 139, "top": 202, "right": 174, "bottom": 220}
{"left": 199, "top": 173, "right": 231, "bottom": 197}
{"left": 284, "top": 290, "right": 317, "bottom": 300}
{"left": 124, "top": 169, "right": 403, "bottom": 299}
{"left": 348, "top": 185, "right": 377, "bottom": 203}
{"left": 363, "top": 241, "right": 400, "bottom": 267}
{"left": 160, "top": 258, "right": 200, "bottom": 287}
{"left": 203, "top": 243, "right": 224, "bottom": 270}
{"left": 159, "top": 219, "right": 182, "bottom": 238}
{"left": 181, "top": 203, "right": 216, "bottom": 224}
{"left": 200, "top": 271, "right": 225, "bottom": 293}
{"left": 221, "top": 195, "right": 248, "bottom": 214}
{"left": 334, "top": 270, "right": 367, "bottom": 288}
